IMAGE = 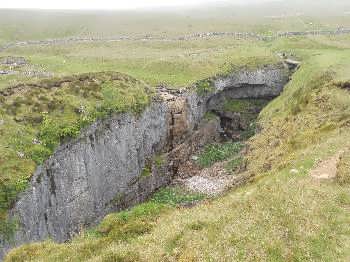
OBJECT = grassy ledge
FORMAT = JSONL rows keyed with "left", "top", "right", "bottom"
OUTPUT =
{"left": 0, "top": 72, "right": 153, "bottom": 236}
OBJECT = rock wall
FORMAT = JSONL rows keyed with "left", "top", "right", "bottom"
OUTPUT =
{"left": 1, "top": 64, "right": 290, "bottom": 259}
{"left": 208, "top": 65, "right": 289, "bottom": 109}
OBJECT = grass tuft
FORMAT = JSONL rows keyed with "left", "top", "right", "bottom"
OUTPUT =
{"left": 151, "top": 187, "right": 206, "bottom": 207}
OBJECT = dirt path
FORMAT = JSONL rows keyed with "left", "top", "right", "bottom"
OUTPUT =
{"left": 310, "top": 151, "right": 344, "bottom": 179}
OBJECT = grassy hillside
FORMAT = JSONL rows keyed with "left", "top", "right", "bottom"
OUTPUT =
{"left": 1, "top": 0, "right": 350, "bottom": 44}
{"left": 5, "top": 35, "right": 350, "bottom": 261}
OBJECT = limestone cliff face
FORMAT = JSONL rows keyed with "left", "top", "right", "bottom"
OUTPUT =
{"left": 1, "top": 65, "right": 290, "bottom": 259}
{"left": 12, "top": 103, "right": 170, "bottom": 242}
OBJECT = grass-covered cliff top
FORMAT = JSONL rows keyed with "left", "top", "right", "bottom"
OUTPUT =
{"left": 0, "top": 72, "right": 152, "bottom": 229}
{"left": 5, "top": 36, "right": 350, "bottom": 260}
{"left": 0, "top": 37, "right": 279, "bottom": 90}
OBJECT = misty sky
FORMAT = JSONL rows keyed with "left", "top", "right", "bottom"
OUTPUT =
{"left": 1, "top": 0, "right": 280, "bottom": 10}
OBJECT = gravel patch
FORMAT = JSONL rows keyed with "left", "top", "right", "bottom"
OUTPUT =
{"left": 184, "top": 176, "right": 231, "bottom": 196}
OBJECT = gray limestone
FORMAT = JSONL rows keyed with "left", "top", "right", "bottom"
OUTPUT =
{"left": 0, "top": 65, "right": 291, "bottom": 259}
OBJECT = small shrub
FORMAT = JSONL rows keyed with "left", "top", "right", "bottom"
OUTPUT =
{"left": 153, "top": 154, "right": 166, "bottom": 168}
{"left": 37, "top": 115, "right": 88, "bottom": 163}
{"left": 141, "top": 166, "right": 152, "bottom": 178}
{"left": 28, "top": 145, "right": 52, "bottom": 165}
{"left": 196, "top": 79, "right": 214, "bottom": 95}
{"left": 38, "top": 115, "right": 60, "bottom": 152}
{"left": 0, "top": 178, "right": 27, "bottom": 212}
{"left": 59, "top": 123, "right": 80, "bottom": 140}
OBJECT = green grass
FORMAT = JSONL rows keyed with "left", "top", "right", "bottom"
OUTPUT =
{"left": 225, "top": 156, "right": 244, "bottom": 173}
{"left": 151, "top": 187, "right": 206, "bottom": 207}
{"left": 195, "top": 79, "right": 214, "bottom": 95}
{"left": 248, "top": 49, "right": 350, "bottom": 175}
{"left": 0, "top": 38, "right": 279, "bottom": 89}
{"left": 337, "top": 149, "right": 350, "bottom": 185}
{"left": 95, "top": 202, "right": 167, "bottom": 241}
{"left": 153, "top": 154, "right": 166, "bottom": 168}
{"left": 197, "top": 142, "right": 243, "bottom": 168}
{"left": 140, "top": 167, "right": 152, "bottom": 178}
{"left": 223, "top": 99, "right": 269, "bottom": 113}
{"left": 6, "top": 162, "right": 350, "bottom": 261}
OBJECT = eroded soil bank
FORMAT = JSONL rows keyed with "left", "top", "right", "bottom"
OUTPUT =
{"left": 0, "top": 64, "right": 291, "bottom": 258}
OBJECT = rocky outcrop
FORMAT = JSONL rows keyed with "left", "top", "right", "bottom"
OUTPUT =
{"left": 1, "top": 64, "right": 290, "bottom": 259}
{"left": 0, "top": 57, "right": 27, "bottom": 66}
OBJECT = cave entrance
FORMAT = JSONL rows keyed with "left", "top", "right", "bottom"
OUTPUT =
{"left": 208, "top": 97, "right": 272, "bottom": 142}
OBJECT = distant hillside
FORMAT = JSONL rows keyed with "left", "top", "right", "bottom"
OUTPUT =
{"left": 1, "top": 0, "right": 350, "bottom": 45}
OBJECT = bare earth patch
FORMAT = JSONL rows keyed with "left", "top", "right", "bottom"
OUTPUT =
{"left": 310, "top": 151, "right": 343, "bottom": 180}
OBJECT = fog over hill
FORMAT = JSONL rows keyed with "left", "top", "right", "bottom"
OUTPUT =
{"left": 0, "top": 0, "right": 350, "bottom": 45}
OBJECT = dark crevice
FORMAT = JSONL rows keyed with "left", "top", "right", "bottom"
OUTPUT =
{"left": 47, "top": 169, "right": 56, "bottom": 197}
{"left": 207, "top": 96, "right": 272, "bottom": 142}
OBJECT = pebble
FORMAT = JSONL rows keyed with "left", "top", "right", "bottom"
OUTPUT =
{"left": 32, "top": 138, "right": 41, "bottom": 145}
{"left": 17, "top": 151, "right": 25, "bottom": 158}
{"left": 191, "top": 156, "right": 199, "bottom": 161}
{"left": 290, "top": 169, "right": 299, "bottom": 174}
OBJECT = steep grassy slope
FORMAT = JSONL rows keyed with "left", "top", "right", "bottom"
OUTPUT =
{"left": 5, "top": 38, "right": 350, "bottom": 261}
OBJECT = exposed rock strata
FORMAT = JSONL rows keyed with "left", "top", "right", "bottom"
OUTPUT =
{"left": 1, "top": 65, "right": 290, "bottom": 258}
